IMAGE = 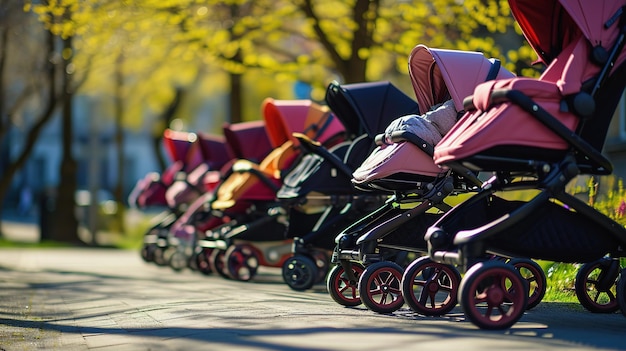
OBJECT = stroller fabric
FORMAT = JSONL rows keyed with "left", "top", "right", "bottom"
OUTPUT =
{"left": 352, "top": 45, "right": 514, "bottom": 189}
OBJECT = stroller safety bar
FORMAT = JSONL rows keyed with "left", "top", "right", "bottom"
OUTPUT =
{"left": 374, "top": 130, "right": 435, "bottom": 156}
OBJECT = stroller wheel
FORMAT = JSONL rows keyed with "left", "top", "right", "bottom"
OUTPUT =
{"left": 140, "top": 244, "right": 155, "bottom": 262}
{"left": 327, "top": 263, "right": 365, "bottom": 307}
{"left": 225, "top": 244, "right": 259, "bottom": 281}
{"left": 169, "top": 251, "right": 187, "bottom": 272}
{"left": 508, "top": 259, "right": 546, "bottom": 310}
{"left": 401, "top": 256, "right": 461, "bottom": 316}
{"left": 188, "top": 250, "right": 199, "bottom": 271}
{"left": 617, "top": 268, "right": 626, "bottom": 317}
{"left": 209, "top": 249, "right": 230, "bottom": 279}
{"left": 196, "top": 248, "right": 213, "bottom": 275}
{"left": 311, "top": 250, "right": 330, "bottom": 284}
{"left": 459, "top": 260, "right": 528, "bottom": 330}
{"left": 358, "top": 261, "right": 404, "bottom": 314}
{"left": 282, "top": 255, "right": 317, "bottom": 291}
{"left": 153, "top": 247, "right": 168, "bottom": 266}
{"left": 575, "top": 258, "right": 620, "bottom": 313}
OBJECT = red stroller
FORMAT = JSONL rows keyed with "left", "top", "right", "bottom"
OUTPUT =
{"left": 425, "top": 0, "right": 626, "bottom": 329}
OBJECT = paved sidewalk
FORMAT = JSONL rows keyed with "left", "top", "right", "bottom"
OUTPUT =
{"left": 1, "top": 248, "right": 626, "bottom": 351}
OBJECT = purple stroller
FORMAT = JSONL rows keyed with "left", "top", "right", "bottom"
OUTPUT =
{"left": 425, "top": 0, "right": 626, "bottom": 329}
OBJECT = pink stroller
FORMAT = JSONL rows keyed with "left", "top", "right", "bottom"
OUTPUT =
{"left": 327, "top": 45, "right": 528, "bottom": 314}
{"left": 129, "top": 129, "right": 198, "bottom": 210}
{"left": 130, "top": 129, "right": 231, "bottom": 264}
{"left": 424, "top": 0, "right": 626, "bottom": 329}
{"left": 164, "top": 131, "right": 233, "bottom": 209}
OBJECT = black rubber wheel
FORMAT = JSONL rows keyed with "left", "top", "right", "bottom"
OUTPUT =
{"left": 327, "top": 263, "right": 365, "bottom": 307}
{"left": 187, "top": 250, "right": 199, "bottom": 271}
{"left": 140, "top": 244, "right": 155, "bottom": 262}
{"left": 401, "top": 256, "right": 461, "bottom": 316}
{"left": 282, "top": 255, "right": 317, "bottom": 291}
{"left": 168, "top": 250, "right": 188, "bottom": 272}
{"left": 617, "top": 268, "right": 626, "bottom": 317}
{"left": 225, "top": 244, "right": 259, "bottom": 281}
{"left": 153, "top": 247, "right": 168, "bottom": 266}
{"left": 358, "top": 261, "right": 404, "bottom": 314}
{"left": 575, "top": 258, "right": 620, "bottom": 313}
{"left": 209, "top": 248, "right": 230, "bottom": 279}
{"left": 459, "top": 260, "right": 528, "bottom": 330}
{"left": 196, "top": 248, "right": 213, "bottom": 275}
{"left": 311, "top": 250, "right": 330, "bottom": 284}
{"left": 508, "top": 258, "right": 546, "bottom": 310}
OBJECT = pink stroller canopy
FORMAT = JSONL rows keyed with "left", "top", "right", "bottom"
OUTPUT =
{"left": 262, "top": 98, "right": 345, "bottom": 147}
{"left": 509, "top": 0, "right": 626, "bottom": 65}
{"left": 409, "top": 44, "right": 515, "bottom": 115}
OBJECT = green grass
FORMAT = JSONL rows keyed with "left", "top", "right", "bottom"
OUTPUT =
{"left": 0, "top": 237, "right": 70, "bottom": 248}
{"left": 538, "top": 261, "right": 579, "bottom": 303}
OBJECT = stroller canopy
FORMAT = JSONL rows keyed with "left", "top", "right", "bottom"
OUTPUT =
{"left": 509, "top": 0, "right": 625, "bottom": 65}
{"left": 222, "top": 120, "right": 273, "bottom": 164}
{"left": 196, "top": 132, "right": 232, "bottom": 170}
{"left": 162, "top": 129, "right": 197, "bottom": 163}
{"left": 261, "top": 98, "right": 345, "bottom": 148}
{"left": 325, "top": 81, "right": 421, "bottom": 139}
{"left": 409, "top": 44, "right": 515, "bottom": 115}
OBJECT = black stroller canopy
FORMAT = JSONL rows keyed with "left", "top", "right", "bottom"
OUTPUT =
{"left": 325, "top": 81, "right": 420, "bottom": 139}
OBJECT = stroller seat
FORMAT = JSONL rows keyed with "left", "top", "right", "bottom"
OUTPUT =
{"left": 351, "top": 137, "right": 446, "bottom": 193}
{"left": 211, "top": 140, "right": 299, "bottom": 210}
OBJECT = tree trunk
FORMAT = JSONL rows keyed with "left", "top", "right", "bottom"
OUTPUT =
{"left": 113, "top": 53, "right": 125, "bottom": 234}
{"left": 0, "top": 28, "right": 58, "bottom": 234}
{"left": 49, "top": 34, "right": 79, "bottom": 244}
{"left": 229, "top": 71, "right": 243, "bottom": 123}
{"left": 152, "top": 87, "right": 186, "bottom": 171}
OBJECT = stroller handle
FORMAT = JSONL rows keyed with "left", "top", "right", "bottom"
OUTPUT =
{"left": 375, "top": 131, "right": 435, "bottom": 157}
{"left": 293, "top": 132, "right": 354, "bottom": 177}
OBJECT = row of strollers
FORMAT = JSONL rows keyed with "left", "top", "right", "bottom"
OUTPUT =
{"left": 130, "top": 0, "right": 626, "bottom": 330}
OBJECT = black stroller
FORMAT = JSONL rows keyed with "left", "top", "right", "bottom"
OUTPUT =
{"left": 277, "top": 80, "right": 422, "bottom": 291}
{"left": 424, "top": 0, "right": 626, "bottom": 329}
